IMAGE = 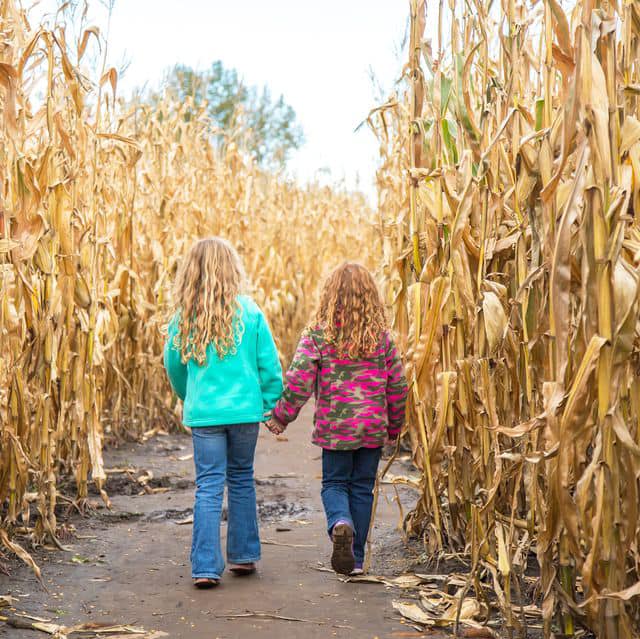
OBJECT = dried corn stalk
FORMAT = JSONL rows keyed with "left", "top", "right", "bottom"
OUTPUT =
{"left": 373, "top": 0, "right": 640, "bottom": 636}
{"left": 0, "top": 2, "right": 378, "bottom": 567}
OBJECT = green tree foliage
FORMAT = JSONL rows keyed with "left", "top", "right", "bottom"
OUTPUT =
{"left": 161, "top": 62, "right": 304, "bottom": 168}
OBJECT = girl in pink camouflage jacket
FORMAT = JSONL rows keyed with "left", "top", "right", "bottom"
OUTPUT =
{"left": 267, "top": 262, "right": 408, "bottom": 575}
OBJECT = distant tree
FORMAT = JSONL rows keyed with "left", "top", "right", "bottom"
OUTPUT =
{"left": 160, "top": 62, "right": 304, "bottom": 168}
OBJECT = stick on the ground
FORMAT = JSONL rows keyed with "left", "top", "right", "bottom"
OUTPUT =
{"left": 308, "top": 564, "right": 335, "bottom": 573}
{"left": 214, "top": 611, "right": 320, "bottom": 624}
{"left": 213, "top": 611, "right": 353, "bottom": 629}
{"left": 261, "top": 539, "right": 317, "bottom": 548}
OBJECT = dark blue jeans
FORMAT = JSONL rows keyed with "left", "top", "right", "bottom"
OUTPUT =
{"left": 191, "top": 424, "right": 260, "bottom": 579}
{"left": 321, "top": 447, "right": 382, "bottom": 563}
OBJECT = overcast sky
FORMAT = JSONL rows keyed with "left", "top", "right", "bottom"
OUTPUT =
{"left": 32, "top": 1, "right": 409, "bottom": 200}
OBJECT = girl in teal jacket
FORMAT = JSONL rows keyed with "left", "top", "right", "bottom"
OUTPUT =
{"left": 164, "top": 237, "right": 282, "bottom": 588}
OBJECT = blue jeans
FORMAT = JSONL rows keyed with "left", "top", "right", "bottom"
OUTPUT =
{"left": 321, "top": 447, "right": 382, "bottom": 563}
{"left": 190, "top": 424, "right": 260, "bottom": 579}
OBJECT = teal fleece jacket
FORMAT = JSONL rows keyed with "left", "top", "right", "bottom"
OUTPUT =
{"left": 163, "top": 296, "right": 283, "bottom": 427}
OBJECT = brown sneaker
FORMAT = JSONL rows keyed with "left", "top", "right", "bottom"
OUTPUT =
{"left": 331, "top": 522, "right": 355, "bottom": 575}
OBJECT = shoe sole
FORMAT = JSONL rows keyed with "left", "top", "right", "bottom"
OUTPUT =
{"left": 194, "top": 579, "right": 219, "bottom": 589}
{"left": 331, "top": 524, "right": 355, "bottom": 575}
{"left": 229, "top": 566, "right": 256, "bottom": 577}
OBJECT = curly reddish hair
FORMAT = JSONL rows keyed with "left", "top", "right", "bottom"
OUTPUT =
{"left": 314, "top": 262, "right": 388, "bottom": 358}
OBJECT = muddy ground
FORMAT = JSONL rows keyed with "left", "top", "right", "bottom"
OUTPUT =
{"left": 1, "top": 404, "right": 449, "bottom": 639}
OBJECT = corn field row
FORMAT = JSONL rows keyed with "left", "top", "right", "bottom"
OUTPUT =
{"left": 372, "top": 0, "right": 640, "bottom": 636}
{"left": 0, "top": 1, "right": 378, "bottom": 573}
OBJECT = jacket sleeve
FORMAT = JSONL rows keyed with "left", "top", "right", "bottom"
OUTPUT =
{"left": 272, "top": 330, "right": 320, "bottom": 426}
{"left": 163, "top": 316, "right": 188, "bottom": 401}
{"left": 256, "top": 311, "right": 284, "bottom": 418}
{"left": 385, "top": 333, "right": 408, "bottom": 439}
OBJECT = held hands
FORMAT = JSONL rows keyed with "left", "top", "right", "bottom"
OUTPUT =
{"left": 264, "top": 416, "right": 286, "bottom": 436}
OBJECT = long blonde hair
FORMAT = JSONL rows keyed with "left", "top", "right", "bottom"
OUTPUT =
{"left": 173, "top": 237, "right": 246, "bottom": 364}
{"left": 314, "top": 262, "right": 388, "bottom": 359}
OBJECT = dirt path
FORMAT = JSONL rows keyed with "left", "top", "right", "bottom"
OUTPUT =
{"left": 1, "top": 404, "right": 443, "bottom": 639}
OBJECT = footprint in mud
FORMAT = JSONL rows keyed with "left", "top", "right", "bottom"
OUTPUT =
{"left": 145, "top": 508, "right": 193, "bottom": 522}
{"left": 143, "top": 497, "right": 309, "bottom": 524}
{"left": 65, "top": 472, "right": 291, "bottom": 500}
{"left": 80, "top": 474, "right": 195, "bottom": 497}
{"left": 257, "top": 498, "right": 308, "bottom": 521}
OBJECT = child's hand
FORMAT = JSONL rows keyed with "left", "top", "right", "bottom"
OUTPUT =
{"left": 265, "top": 417, "right": 286, "bottom": 436}
{"left": 383, "top": 436, "right": 399, "bottom": 457}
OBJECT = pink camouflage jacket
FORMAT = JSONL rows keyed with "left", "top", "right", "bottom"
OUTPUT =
{"left": 272, "top": 327, "right": 409, "bottom": 450}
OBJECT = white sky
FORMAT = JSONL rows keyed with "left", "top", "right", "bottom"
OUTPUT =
{"left": 32, "top": 1, "right": 409, "bottom": 200}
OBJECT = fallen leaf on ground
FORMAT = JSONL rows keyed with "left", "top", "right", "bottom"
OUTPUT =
{"left": 391, "top": 575, "right": 429, "bottom": 588}
{"left": 419, "top": 592, "right": 448, "bottom": 612}
{"left": 392, "top": 601, "right": 435, "bottom": 626}
{"left": 346, "top": 573, "right": 434, "bottom": 589}
{"left": 451, "top": 597, "right": 478, "bottom": 620}
{"left": 15, "top": 612, "right": 52, "bottom": 622}
{"left": 0, "top": 619, "right": 169, "bottom": 638}
{"left": 0, "top": 530, "right": 43, "bottom": 585}
{"left": 0, "top": 595, "right": 17, "bottom": 608}
{"left": 416, "top": 572, "right": 467, "bottom": 587}
{"left": 68, "top": 623, "right": 168, "bottom": 636}
{"left": 136, "top": 471, "right": 153, "bottom": 485}
{"left": 342, "top": 575, "right": 387, "bottom": 584}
